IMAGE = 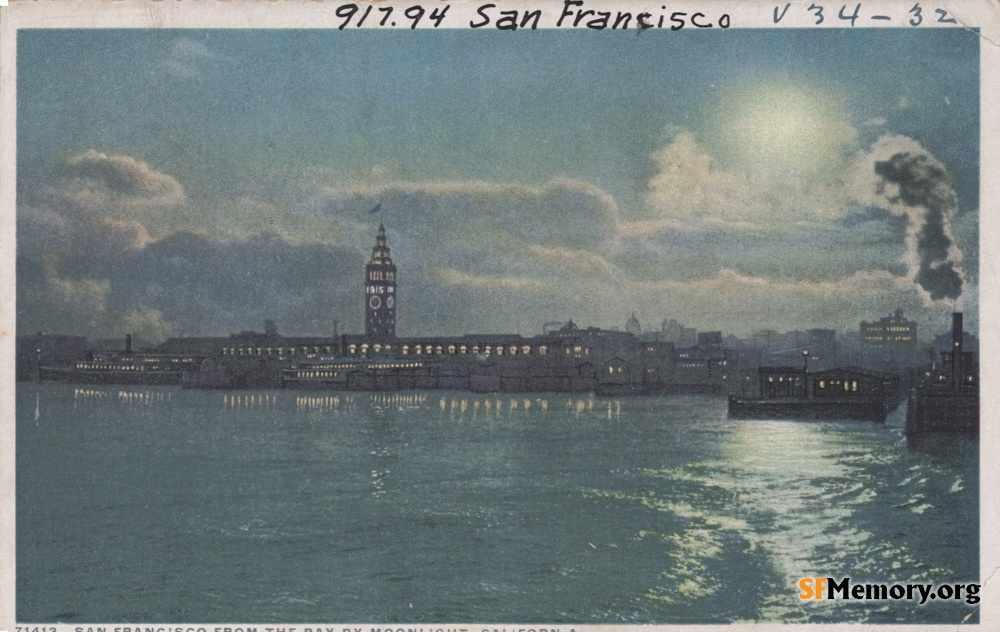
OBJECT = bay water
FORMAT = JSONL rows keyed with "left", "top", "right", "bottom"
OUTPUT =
{"left": 16, "top": 384, "right": 978, "bottom": 623}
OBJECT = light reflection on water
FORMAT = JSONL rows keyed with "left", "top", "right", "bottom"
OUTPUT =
{"left": 19, "top": 384, "right": 977, "bottom": 624}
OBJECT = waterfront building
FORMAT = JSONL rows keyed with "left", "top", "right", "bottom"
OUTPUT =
{"left": 26, "top": 224, "right": 902, "bottom": 397}
{"left": 365, "top": 223, "right": 397, "bottom": 339}
{"left": 861, "top": 309, "right": 917, "bottom": 348}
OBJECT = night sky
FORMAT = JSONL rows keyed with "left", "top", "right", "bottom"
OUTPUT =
{"left": 16, "top": 28, "right": 980, "bottom": 341}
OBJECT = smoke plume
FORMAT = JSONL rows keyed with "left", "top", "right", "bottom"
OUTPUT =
{"left": 855, "top": 135, "right": 964, "bottom": 305}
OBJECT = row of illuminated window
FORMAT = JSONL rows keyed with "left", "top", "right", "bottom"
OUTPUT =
{"left": 938, "top": 375, "right": 976, "bottom": 383}
{"left": 368, "top": 270, "right": 394, "bottom": 282}
{"left": 348, "top": 343, "right": 555, "bottom": 357}
{"left": 75, "top": 363, "right": 161, "bottom": 371}
{"left": 864, "top": 336, "right": 914, "bottom": 341}
{"left": 295, "top": 371, "right": 338, "bottom": 379}
{"left": 865, "top": 327, "right": 914, "bottom": 333}
{"left": 223, "top": 347, "right": 332, "bottom": 356}
{"left": 347, "top": 343, "right": 394, "bottom": 354}
{"left": 767, "top": 376, "right": 802, "bottom": 383}
{"left": 818, "top": 379, "right": 858, "bottom": 392}
{"left": 366, "top": 362, "right": 424, "bottom": 370}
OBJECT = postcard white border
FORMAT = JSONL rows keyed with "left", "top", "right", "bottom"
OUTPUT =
{"left": 1, "top": 0, "right": 997, "bottom": 630}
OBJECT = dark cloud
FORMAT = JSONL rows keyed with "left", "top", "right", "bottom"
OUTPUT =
{"left": 873, "top": 150, "right": 964, "bottom": 302}
{"left": 874, "top": 152, "right": 957, "bottom": 215}
{"left": 17, "top": 229, "right": 367, "bottom": 339}
{"left": 114, "top": 233, "right": 366, "bottom": 336}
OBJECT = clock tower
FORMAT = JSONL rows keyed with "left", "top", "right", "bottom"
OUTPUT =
{"left": 365, "top": 223, "right": 397, "bottom": 339}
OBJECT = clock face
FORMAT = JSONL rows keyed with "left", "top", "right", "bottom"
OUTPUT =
{"left": 369, "top": 295, "right": 382, "bottom": 309}
{"left": 386, "top": 296, "right": 394, "bottom": 309}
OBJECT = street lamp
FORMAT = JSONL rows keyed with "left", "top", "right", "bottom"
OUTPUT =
{"left": 802, "top": 349, "right": 810, "bottom": 397}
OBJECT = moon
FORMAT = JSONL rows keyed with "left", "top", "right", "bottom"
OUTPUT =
{"left": 703, "top": 78, "right": 859, "bottom": 182}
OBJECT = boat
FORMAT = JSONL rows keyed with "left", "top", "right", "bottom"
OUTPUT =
{"left": 728, "top": 366, "right": 903, "bottom": 422}
{"left": 906, "top": 313, "right": 978, "bottom": 437}
{"left": 40, "top": 354, "right": 201, "bottom": 385}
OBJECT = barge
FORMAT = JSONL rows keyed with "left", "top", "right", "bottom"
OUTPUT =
{"left": 728, "top": 366, "right": 903, "bottom": 422}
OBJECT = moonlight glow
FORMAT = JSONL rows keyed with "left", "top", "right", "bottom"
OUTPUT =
{"left": 706, "top": 79, "right": 859, "bottom": 181}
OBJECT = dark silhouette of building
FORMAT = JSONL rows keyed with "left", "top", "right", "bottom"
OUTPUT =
{"left": 697, "top": 331, "right": 722, "bottom": 348}
{"left": 26, "top": 225, "right": 924, "bottom": 399}
{"left": 365, "top": 223, "right": 397, "bottom": 339}
{"left": 662, "top": 319, "right": 697, "bottom": 347}
{"left": 625, "top": 313, "right": 641, "bottom": 336}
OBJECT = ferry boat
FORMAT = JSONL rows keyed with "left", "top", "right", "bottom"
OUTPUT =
{"left": 40, "top": 353, "right": 202, "bottom": 385}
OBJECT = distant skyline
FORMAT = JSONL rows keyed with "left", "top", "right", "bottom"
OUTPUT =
{"left": 16, "top": 28, "right": 979, "bottom": 341}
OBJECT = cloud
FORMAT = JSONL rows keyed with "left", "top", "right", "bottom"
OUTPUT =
{"left": 41, "top": 150, "right": 186, "bottom": 242}
{"left": 643, "top": 132, "right": 852, "bottom": 228}
{"left": 15, "top": 136, "right": 977, "bottom": 341}
{"left": 526, "top": 244, "right": 619, "bottom": 274}
{"left": 60, "top": 150, "right": 184, "bottom": 205}
{"left": 121, "top": 309, "right": 177, "bottom": 341}
{"left": 47, "top": 274, "right": 112, "bottom": 327}
{"left": 432, "top": 268, "right": 547, "bottom": 291}
{"left": 573, "top": 267, "right": 966, "bottom": 337}
{"left": 307, "top": 176, "right": 620, "bottom": 251}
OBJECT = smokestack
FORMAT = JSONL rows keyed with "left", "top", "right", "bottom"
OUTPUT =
{"left": 952, "top": 312, "right": 963, "bottom": 355}
{"left": 333, "top": 319, "right": 339, "bottom": 338}
{"left": 125, "top": 333, "right": 132, "bottom": 355}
